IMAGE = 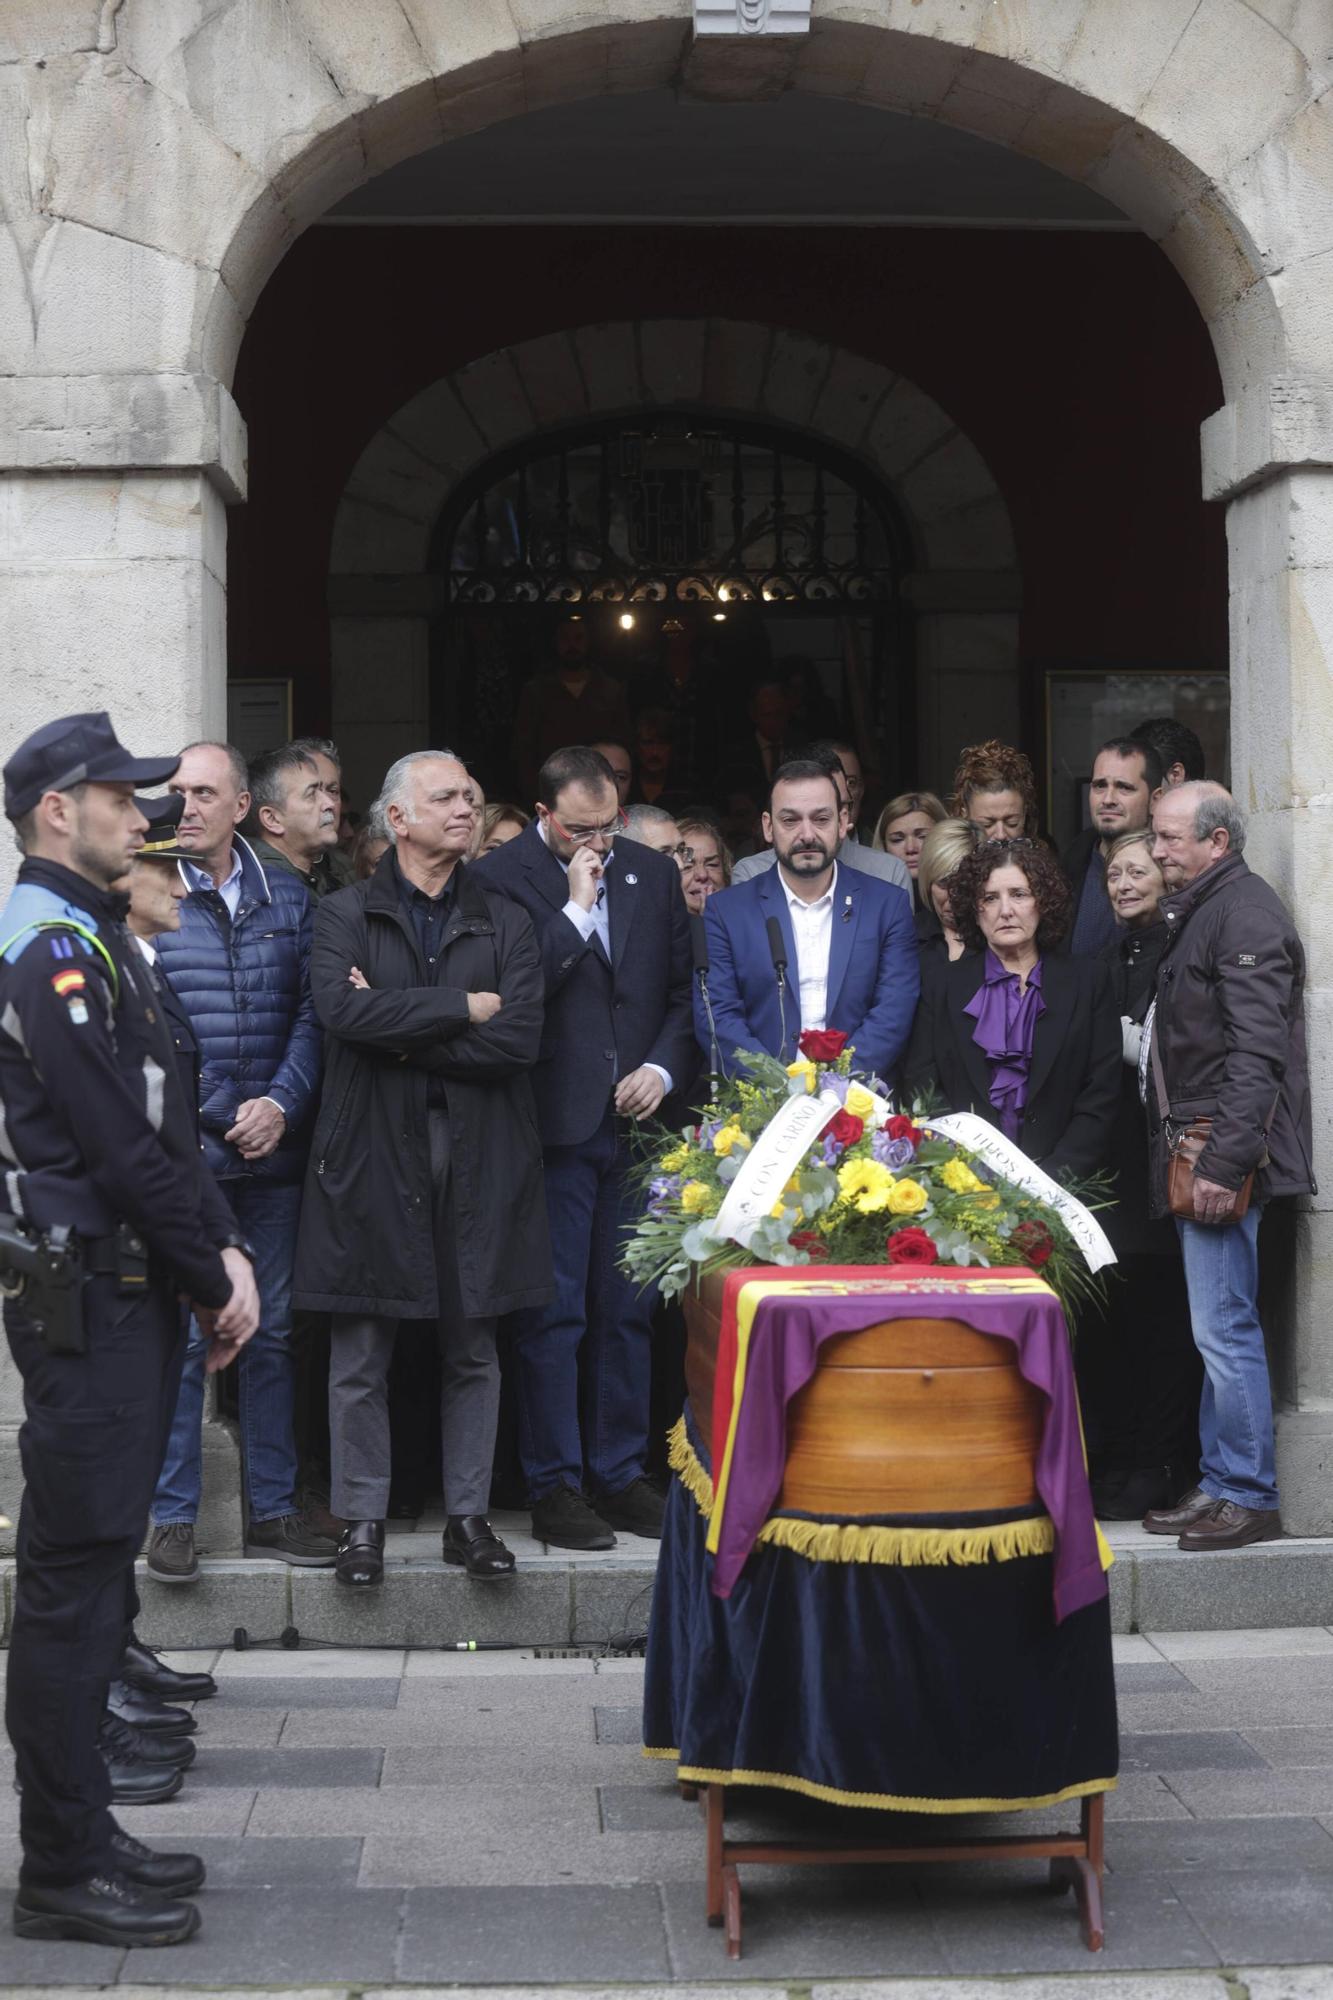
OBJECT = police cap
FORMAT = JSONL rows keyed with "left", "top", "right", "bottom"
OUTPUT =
{"left": 134, "top": 791, "right": 192, "bottom": 865}
{"left": 4, "top": 712, "right": 180, "bottom": 823}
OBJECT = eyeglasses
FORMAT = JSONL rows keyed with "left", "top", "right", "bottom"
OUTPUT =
{"left": 671, "top": 842, "right": 695, "bottom": 863}
{"left": 547, "top": 807, "right": 628, "bottom": 845}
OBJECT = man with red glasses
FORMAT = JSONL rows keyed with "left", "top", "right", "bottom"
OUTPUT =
{"left": 474, "top": 746, "right": 694, "bottom": 1549}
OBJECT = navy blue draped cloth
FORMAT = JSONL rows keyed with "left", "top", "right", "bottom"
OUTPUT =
{"left": 643, "top": 1407, "right": 1119, "bottom": 1813}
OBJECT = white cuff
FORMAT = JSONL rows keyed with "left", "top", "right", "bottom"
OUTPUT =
{"left": 562, "top": 898, "right": 598, "bottom": 940}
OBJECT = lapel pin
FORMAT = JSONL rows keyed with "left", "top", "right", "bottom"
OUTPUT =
{"left": 842, "top": 894, "right": 853, "bottom": 922}
{"left": 624, "top": 872, "right": 638, "bottom": 886}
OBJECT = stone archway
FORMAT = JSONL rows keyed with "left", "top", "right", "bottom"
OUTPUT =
{"left": 325, "top": 319, "right": 1020, "bottom": 807}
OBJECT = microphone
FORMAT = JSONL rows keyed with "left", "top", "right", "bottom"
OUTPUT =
{"left": 765, "top": 916, "right": 790, "bottom": 1062}
{"left": 690, "top": 914, "right": 721, "bottom": 1099}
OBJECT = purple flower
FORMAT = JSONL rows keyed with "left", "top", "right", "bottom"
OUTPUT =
{"left": 648, "top": 1175, "right": 682, "bottom": 1215}
{"left": 873, "top": 1132, "right": 917, "bottom": 1171}
{"left": 820, "top": 1135, "right": 842, "bottom": 1168}
{"left": 820, "top": 1074, "right": 850, "bottom": 1105}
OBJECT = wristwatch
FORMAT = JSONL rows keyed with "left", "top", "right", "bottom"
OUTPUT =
{"left": 219, "top": 1231, "right": 257, "bottom": 1262}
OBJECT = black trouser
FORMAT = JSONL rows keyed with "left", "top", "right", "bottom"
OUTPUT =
{"left": 4, "top": 1276, "right": 183, "bottom": 1889}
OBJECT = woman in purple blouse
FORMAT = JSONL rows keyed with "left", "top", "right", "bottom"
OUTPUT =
{"left": 903, "top": 839, "right": 1120, "bottom": 1180}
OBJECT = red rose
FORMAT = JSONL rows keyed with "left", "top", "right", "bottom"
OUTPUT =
{"left": 1012, "top": 1219, "right": 1054, "bottom": 1269}
{"left": 790, "top": 1230, "right": 829, "bottom": 1261}
{"left": 798, "top": 1029, "right": 849, "bottom": 1064}
{"left": 887, "top": 1115, "right": 923, "bottom": 1146}
{"left": 822, "top": 1109, "right": 865, "bottom": 1151}
{"left": 886, "top": 1226, "right": 939, "bottom": 1266}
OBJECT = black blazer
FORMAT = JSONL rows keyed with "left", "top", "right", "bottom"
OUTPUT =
{"left": 471, "top": 820, "right": 695, "bottom": 1149}
{"left": 903, "top": 949, "right": 1121, "bottom": 1180}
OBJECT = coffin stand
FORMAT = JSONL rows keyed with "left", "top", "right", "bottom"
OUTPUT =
{"left": 673, "top": 1266, "right": 1109, "bottom": 1958}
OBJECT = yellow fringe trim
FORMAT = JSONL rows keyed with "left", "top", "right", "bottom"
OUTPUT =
{"left": 639, "top": 1747, "right": 1116, "bottom": 1815}
{"left": 667, "top": 1415, "right": 1060, "bottom": 1570}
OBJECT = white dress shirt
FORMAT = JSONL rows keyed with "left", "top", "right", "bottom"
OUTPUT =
{"left": 782, "top": 862, "right": 838, "bottom": 1032}
{"left": 182, "top": 846, "right": 244, "bottom": 918}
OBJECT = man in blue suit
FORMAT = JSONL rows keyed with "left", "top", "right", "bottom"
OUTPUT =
{"left": 472, "top": 746, "right": 694, "bottom": 1549}
{"left": 700, "top": 759, "right": 920, "bottom": 1082}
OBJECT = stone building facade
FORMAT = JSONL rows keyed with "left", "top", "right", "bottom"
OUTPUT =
{"left": 0, "top": 1, "right": 1331, "bottom": 1534}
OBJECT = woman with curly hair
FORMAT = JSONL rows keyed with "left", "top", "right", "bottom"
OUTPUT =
{"left": 949, "top": 739, "right": 1039, "bottom": 841}
{"left": 904, "top": 837, "right": 1120, "bottom": 1178}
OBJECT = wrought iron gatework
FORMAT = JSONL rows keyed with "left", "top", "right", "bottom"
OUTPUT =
{"left": 438, "top": 415, "right": 906, "bottom": 608}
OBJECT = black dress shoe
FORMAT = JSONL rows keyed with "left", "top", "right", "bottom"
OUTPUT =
{"left": 335, "top": 1519, "right": 385, "bottom": 1588}
{"left": 442, "top": 1515, "right": 516, "bottom": 1580}
{"left": 531, "top": 1484, "right": 616, "bottom": 1551}
{"left": 121, "top": 1632, "right": 217, "bottom": 1702}
{"left": 100, "top": 1714, "right": 195, "bottom": 1771}
{"left": 593, "top": 1476, "right": 666, "bottom": 1540}
{"left": 107, "top": 1678, "right": 196, "bottom": 1737}
{"left": 110, "top": 1827, "right": 206, "bottom": 1897}
{"left": 1143, "top": 1485, "right": 1217, "bottom": 1535}
{"left": 1093, "top": 1465, "right": 1174, "bottom": 1521}
{"left": 13, "top": 1871, "right": 200, "bottom": 1947}
{"left": 102, "top": 1756, "right": 184, "bottom": 1807}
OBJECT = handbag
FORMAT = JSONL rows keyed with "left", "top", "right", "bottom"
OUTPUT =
{"left": 1149, "top": 1020, "right": 1257, "bottom": 1223}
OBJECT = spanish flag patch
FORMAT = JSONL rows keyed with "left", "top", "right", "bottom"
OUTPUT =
{"left": 51, "top": 969, "right": 86, "bottom": 996}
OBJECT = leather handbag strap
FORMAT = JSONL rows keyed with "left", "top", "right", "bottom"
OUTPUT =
{"left": 1148, "top": 1010, "right": 1172, "bottom": 1123}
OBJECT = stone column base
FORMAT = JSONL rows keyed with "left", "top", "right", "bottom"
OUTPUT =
{"left": 1276, "top": 1406, "right": 1333, "bottom": 1537}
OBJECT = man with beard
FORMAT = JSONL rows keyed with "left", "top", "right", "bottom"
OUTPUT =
{"left": 1062, "top": 737, "right": 1163, "bottom": 957}
{"left": 700, "top": 759, "right": 918, "bottom": 1083}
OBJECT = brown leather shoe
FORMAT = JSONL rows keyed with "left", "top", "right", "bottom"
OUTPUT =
{"left": 1178, "top": 1500, "right": 1282, "bottom": 1551}
{"left": 1143, "top": 1485, "right": 1217, "bottom": 1535}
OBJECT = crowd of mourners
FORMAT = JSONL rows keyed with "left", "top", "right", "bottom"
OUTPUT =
{"left": 126, "top": 637, "right": 1312, "bottom": 1590}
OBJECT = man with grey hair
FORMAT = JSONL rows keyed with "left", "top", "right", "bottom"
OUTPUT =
{"left": 287, "top": 736, "right": 354, "bottom": 889}
{"left": 293, "top": 750, "right": 551, "bottom": 1585}
{"left": 622, "top": 803, "right": 686, "bottom": 863}
{"left": 246, "top": 743, "right": 345, "bottom": 900}
{"left": 1142, "top": 780, "right": 1314, "bottom": 1550}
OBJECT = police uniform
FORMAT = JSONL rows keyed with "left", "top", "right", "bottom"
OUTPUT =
{"left": 0, "top": 714, "right": 247, "bottom": 1927}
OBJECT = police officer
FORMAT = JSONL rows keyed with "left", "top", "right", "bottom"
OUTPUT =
{"left": 0, "top": 714, "right": 260, "bottom": 1948}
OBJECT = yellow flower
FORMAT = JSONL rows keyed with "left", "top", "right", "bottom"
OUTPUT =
{"left": 769, "top": 1198, "right": 791, "bottom": 1220}
{"left": 660, "top": 1147, "right": 690, "bottom": 1172}
{"left": 837, "top": 1158, "right": 895, "bottom": 1214}
{"left": 939, "top": 1158, "right": 985, "bottom": 1195}
{"left": 887, "top": 1177, "right": 929, "bottom": 1216}
{"left": 712, "top": 1123, "right": 746, "bottom": 1156}
{"left": 975, "top": 1191, "right": 1001, "bottom": 1210}
{"left": 786, "top": 1059, "right": 817, "bottom": 1094}
{"left": 844, "top": 1083, "right": 878, "bottom": 1123}
{"left": 680, "top": 1181, "right": 715, "bottom": 1215}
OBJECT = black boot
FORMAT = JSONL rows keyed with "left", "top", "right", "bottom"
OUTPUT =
{"left": 121, "top": 1631, "right": 217, "bottom": 1702}
{"left": 110, "top": 1827, "right": 206, "bottom": 1897}
{"left": 107, "top": 1677, "right": 196, "bottom": 1737}
{"left": 442, "top": 1515, "right": 516, "bottom": 1580}
{"left": 13, "top": 1871, "right": 200, "bottom": 1947}
{"left": 335, "top": 1519, "right": 385, "bottom": 1587}
{"left": 100, "top": 1713, "right": 195, "bottom": 1772}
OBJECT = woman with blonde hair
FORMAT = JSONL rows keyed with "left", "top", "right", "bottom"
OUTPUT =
{"left": 479, "top": 802, "right": 530, "bottom": 855}
{"left": 950, "top": 739, "right": 1039, "bottom": 842}
{"left": 916, "top": 817, "right": 986, "bottom": 970}
{"left": 872, "top": 790, "right": 947, "bottom": 900}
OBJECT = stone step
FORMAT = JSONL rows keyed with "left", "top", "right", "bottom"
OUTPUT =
{"left": 3, "top": 1525, "right": 1331, "bottom": 1650}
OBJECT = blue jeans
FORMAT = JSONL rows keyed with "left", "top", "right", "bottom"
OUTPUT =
{"left": 1176, "top": 1206, "right": 1278, "bottom": 1510}
{"left": 153, "top": 1181, "right": 302, "bottom": 1525}
{"left": 511, "top": 1109, "right": 655, "bottom": 1501}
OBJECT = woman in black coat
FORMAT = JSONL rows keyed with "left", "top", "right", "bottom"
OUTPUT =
{"left": 1079, "top": 831, "right": 1201, "bottom": 1519}
{"left": 903, "top": 837, "right": 1120, "bottom": 1180}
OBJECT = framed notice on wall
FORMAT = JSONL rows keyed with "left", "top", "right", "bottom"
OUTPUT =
{"left": 1045, "top": 668, "right": 1230, "bottom": 853}
{"left": 227, "top": 678, "right": 292, "bottom": 763}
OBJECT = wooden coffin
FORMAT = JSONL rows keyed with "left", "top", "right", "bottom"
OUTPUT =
{"left": 682, "top": 1266, "right": 1044, "bottom": 1517}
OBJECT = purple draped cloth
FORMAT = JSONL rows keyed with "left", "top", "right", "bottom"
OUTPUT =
{"left": 710, "top": 1272, "right": 1106, "bottom": 1625}
{"left": 964, "top": 949, "right": 1046, "bottom": 1141}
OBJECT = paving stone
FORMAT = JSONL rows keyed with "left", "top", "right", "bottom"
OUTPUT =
{"left": 398, "top": 1884, "right": 670, "bottom": 1981}
{"left": 185, "top": 1835, "right": 364, "bottom": 1886}
{"left": 360, "top": 1828, "right": 704, "bottom": 1886}
{"left": 571, "top": 1567, "right": 658, "bottom": 1647}
{"left": 280, "top": 1701, "right": 593, "bottom": 1749}
{"left": 1104, "top": 1815, "right": 1333, "bottom": 1875}
{"left": 188, "top": 1747, "right": 384, "bottom": 1788}
{"left": 1134, "top": 1547, "right": 1333, "bottom": 1633}
{"left": 600, "top": 1781, "right": 707, "bottom": 1832}
{"left": 1165, "top": 1768, "right": 1333, "bottom": 1816}
{"left": 593, "top": 1657, "right": 648, "bottom": 1675}
{"left": 216, "top": 1675, "right": 401, "bottom": 1709}
{"left": 189, "top": 1707, "right": 284, "bottom": 1747}
{"left": 812, "top": 1981, "right": 1236, "bottom": 2000}
{"left": 246, "top": 1781, "right": 600, "bottom": 1840}
{"left": 1118, "top": 1729, "right": 1270, "bottom": 1772}
{"left": 1114, "top": 1662, "right": 1194, "bottom": 1693}
{"left": 920, "top": 1866, "right": 1216, "bottom": 1974}
{"left": 594, "top": 1704, "right": 643, "bottom": 1744}
{"left": 1178, "top": 1656, "right": 1333, "bottom": 1694}
{"left": 1171, "top": 1868, "right": 1333, "bottom": 1962}
{"left": 134, "top": 1564, "right": 290, "bottom": 1650}
{"left": 112, "top": 1788, "right": 257, "bottom": 1838}
{"left": 1245, "top": 1726, "right": 1333, "bottom": 1766}
{"left": 1246, "top": 1973, "right": 1333, "bottom": 2000}
{"left": 1148, "top": 1626, "right": 1333, "bottom": 1659}
{"left": 123, "top": 1885, "right": 403, "bottom": 1985}
{"left": 379, "top": 1745, "right": 653, "bottom": 1786}
{"left": 0, "top": 1940, "right": 126, "bottom": 1985}
{"left": 1111, "top": 1634, "right": 1164, "bottom": 1665}
{"left": 662, "top": 1872, "right": 947, "bottom": 1979}
{"left": 403, "top": 1650, "right": 593, "bottom": 1677}
{"left": 212, "top": 1647, "right": 404, "bottom": 1678}
{"left": 1118, "top": 1688, "right": 1333, "bottom": 1733}
{"left": 289, "top": 1566, "right": 571, "bottom": 1648}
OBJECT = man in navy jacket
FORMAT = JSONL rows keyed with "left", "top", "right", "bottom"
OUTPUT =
{"left": 473, "top": 746, "right": 694, "bottom": 1548}
{"left": 153, "top": 741, "right": 330, "bottom": 1571}
{"left": 701, "top": 759, "right": 919, "bottom": 1082}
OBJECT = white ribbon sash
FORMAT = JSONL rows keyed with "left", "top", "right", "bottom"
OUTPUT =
{"left": 715, "top": 1088, "right": 842, "bottom": 1248}
{"left": 921, "top": 1111, "right": 1118, "bottom": 1273}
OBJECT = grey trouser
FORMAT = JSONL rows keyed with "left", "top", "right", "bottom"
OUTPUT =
{"left": 329, "top": 1111, "right": 499, "bottom": 1519}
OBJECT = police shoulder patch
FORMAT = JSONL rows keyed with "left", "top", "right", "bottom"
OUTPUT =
{"left": 51, "top": 968, "right": 86, "bottom": 997}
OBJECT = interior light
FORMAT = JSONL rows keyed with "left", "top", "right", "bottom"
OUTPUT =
{"left": 712, "top": 612, "right": 727, "bottom": 623}
{"left": 619, "top": 612, "right": 636, "bottom": 630}
{"left": 718, "top": 587, "right": 730, "bottom": 603}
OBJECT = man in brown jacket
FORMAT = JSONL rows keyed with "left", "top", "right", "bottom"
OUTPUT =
{"left": 1141, "top": 783, "right": 1315, "bottom": 1549}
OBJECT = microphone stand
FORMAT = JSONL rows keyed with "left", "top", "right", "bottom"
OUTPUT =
{"left": 690, "top": 913, "right": 721, "bottom": 1098}
{"left": 765, "top": 915, "right": 790, "bottom": 1064}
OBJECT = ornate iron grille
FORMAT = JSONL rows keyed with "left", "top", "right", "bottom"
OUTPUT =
{"left": 439, "top": 415, "right": 904, "bottom": 607}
